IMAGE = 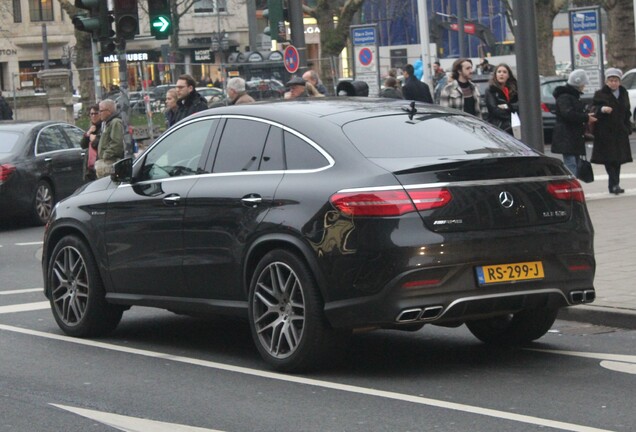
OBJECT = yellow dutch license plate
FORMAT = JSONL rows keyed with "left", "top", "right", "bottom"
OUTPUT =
{"left": 476, "top": 261, "right": 544, "bottom": 285}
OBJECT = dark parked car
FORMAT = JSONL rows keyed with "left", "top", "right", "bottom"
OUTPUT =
{"left": 540, "top": 76, "right": 593, "bottom": 143}
{"left": 42, "top": 99, "right": 596, "bottom": 372}
{"left": 246, "top": 79, "right": 285, "bottom": 100}
{"left": 1, "top": 121, "right": 86, "bottom": 225}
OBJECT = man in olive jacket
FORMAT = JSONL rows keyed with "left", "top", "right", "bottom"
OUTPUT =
{"left": 96, "top": 99, "right": 124, "bottom": 178}
{"left": 173, "top": 74, "right": 209, "bottom": 124}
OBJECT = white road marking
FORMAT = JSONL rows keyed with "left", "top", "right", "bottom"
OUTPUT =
{"left": 0, "top": 301, "right": 49, "bottom": 314}
{"left": 529, "top": 348, "right": 636, "bottom": 364}
{"left": 51, "top": 404, "right": 223, "bottom": 432}
{"left": 0, "top": 324, "right": 614, "bottom": 432}
{"left": 599, "top": 361, "right": 636, "bottom": 375}
{"left": 14, "top": 241, "right": 43, "bottom": 246}
{"left": 0, "top": 288, "right": 42, "bottom": 295}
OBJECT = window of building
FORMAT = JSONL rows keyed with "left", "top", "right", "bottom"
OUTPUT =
{"left": 29, "top": 0, "right": 54, "bottom": 22}
{"left": 194, "top": 0, "right": 227, "bottom": 14}
{"left": 13, "top": 0, "right": 22, "bottom": 23}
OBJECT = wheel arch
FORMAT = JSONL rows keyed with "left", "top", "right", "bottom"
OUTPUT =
{"left": 43, "top": 222, "right": 107, "bottom": 297}
{"left": 244, "top": 234, "right": 328, "bottom": 300}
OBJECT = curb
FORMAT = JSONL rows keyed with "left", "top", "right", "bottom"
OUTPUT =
{"left": 558, "top": 305, "right": 636, "bottom": 330}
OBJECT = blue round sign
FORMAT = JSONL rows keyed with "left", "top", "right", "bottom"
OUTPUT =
{"left": 578, "top": 35, "right": 594, "bottom": 58}
{"left": 358, "top": 47, "right": 373, "bottom": 67}
{"left": 284, "top": 45, "right": 299, "bottom": 74}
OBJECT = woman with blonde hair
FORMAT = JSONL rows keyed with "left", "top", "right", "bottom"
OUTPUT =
{"left": 164, "top": 88, "right": 178, "bottom": 128}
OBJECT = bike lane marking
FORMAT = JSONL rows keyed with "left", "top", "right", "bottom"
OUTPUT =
{"left": 529, "top": 348, "right": 636, "bottom": 375}
{"left": 0, "top": 301, "right": 49, "bottom": 314}
{"left": 0, "top": 323, "right": 616, "bottom": 432}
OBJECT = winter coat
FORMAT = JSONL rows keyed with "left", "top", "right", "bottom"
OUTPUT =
{"left": 80, "top": 120, "right": 102, "bottom": 181}
{"left": 173, "top": 90, "right": 209, "bottom": 124}
{"left": 551, "top": 84, "right": 589, "bottom": 155}
{"left": 485, "top": 83, "right": 519, "bottom": 134}
{"left": 439, "top": 79, "right": 482, "bottom": 118}
{"left": 590, "top": 85, "right": 633, "bottom": 165}
{"left": 230, "top": 92, "right": 256, "bottom": 105}
{"left": 379, "top": 87, "right": 403, "bottom": 99}
{"left": 402, "top": 75, "right": 433, "bottom": 103}
{"left": 97, "top": 113, "right": 124, "bottom": 163}
{"left": 0, "top": 96, "right": 13, "bottom": 120}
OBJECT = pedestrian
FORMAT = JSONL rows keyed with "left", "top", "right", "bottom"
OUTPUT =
{"left": 379, "top": 77, "right": 402, "bottom": 99}
{"left": 95, "top": 99, "right": 125, "bottom": 179}
{"left": 590, "top": 67, "right": 633, "bottom": 194}
{"left": 305, "top": 82, "right": 325, "bottom": 97}
{"left": 302, "top": 69, "right": 328, "bottom": 95}
{"left": 164, "top": 88, "right": 178, "bottom": 128}
{"left": 284, "top": 76, "right": 308, "bottom": 100}
{"left": 478, "top": 58, "right": 494, "bottom": 75}
{"left": 432, "top": 61, "right": 447, "bottom": 103}
{"left": 401, "top": 64, "right": 433, "bottom": 103}
{"left": 173, "top": 74, "right": 209, "bottom": 124}
{"left": 0, "top": 90, "right": 13, "bottom": 120}
{"left": 484, "top": 63, "right": 519, "bottom": 135}
{"left": 79, "top": 104, "right": 101, "bottom": 181}
{"left": 226, "top": 77, "right": 256, "bottom": 105}
{"left": 439, "top": 58, "right": 481, "bottom": 118}
{"left": 551, "top": 69, "right": 597, "bottom": 177}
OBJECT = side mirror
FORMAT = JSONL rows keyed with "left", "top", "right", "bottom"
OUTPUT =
{"left": 110, "top": 157, "right": 133, "bottom": 183}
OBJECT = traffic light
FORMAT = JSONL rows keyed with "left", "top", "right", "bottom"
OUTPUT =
{"left": 148, "top": 0, "right": 172, "bottom": 39}
{"left": 114, "top": 0, "right": 139, "bottom": 40}
{"left": 73, "top": 0, "right": 113, "bottom": 41}
{"left": 263, "top": 0, "right": 287, "bottom": 43}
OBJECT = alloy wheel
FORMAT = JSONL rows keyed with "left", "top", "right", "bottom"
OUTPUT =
{"left": 252, "top": 262, "right": 306, "bottom": 359}
{"left": 35, "top": 182, "right": 53, "bottom": 222}
{"left": 51, "top": 245, "right": 89, "bottom": 326}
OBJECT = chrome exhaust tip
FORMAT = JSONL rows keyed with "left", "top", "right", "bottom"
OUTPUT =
{"left": 583, "top": 290, "right": 596, "bottom": 303}
{"left": 396, "top": 308, "right": 422, "bottom": 323}
{"left": 420, "top": 305, "right": 444, "bottom": 321}
{"left": 569, "top": 290, "right": 584, "bottom": 304}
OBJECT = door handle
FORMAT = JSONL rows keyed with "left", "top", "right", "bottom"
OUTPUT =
{"left": 241, "top": 195, "right": 262, "bottom": 207}
{"left": 163, "top": 194, "right": 181, "bottom": 206}
{"left": 44, "top": 157, "right": 52, "bottom": 162}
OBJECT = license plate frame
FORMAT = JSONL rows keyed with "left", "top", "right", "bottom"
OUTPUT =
{"left": 475, "top": 261, "right": 545, "bottom": 285}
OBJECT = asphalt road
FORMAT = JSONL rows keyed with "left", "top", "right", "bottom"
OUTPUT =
{"left": 1, "top": 224, "right": 635, "bottom": 432}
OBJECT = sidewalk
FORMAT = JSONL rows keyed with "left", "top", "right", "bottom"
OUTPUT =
{"left": 545, "top": 146, "right": 636, "bottom": 329}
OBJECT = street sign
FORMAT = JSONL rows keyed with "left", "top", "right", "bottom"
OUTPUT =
{"left": 571, "top": 10, "right": 598, "bottom": 32}
{"left": 577, "top": 35, "right": 594, "bottom": 58}
{"left": 358, "top": 47, "right": 373, "bottom": 67}
{"left": 283, "top": 45, "right": 299, "bottom": 74}
{"left": 350, "top": 24, "right": 380, "bottom": 97}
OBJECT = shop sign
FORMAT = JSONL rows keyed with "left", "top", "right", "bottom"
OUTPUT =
{"left": 102, "top": 52, "right": 150, "bottom": 63}
{"left": 0, "top": 49, "right": 18, "bottom": 56}
{"left": 192, "top": 49, "right": 212, "bottom": 62}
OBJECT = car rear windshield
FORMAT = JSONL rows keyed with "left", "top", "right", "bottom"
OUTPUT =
{"left": 0, "top": 132, "right": 21, "bottom": 154}
{"left": 342, "top": 114, "right": 535, "bottom": 158}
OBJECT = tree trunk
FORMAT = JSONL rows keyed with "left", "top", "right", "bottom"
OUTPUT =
{"left": 604, "top": 0, "right": 636, "bottom": 70}
{"left": 534, "top": 0, "right": 567, "bottom": 76}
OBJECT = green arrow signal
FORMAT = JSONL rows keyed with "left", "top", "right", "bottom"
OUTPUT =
{"left": 152, "top": 16, "right": 170, "bottom": 33}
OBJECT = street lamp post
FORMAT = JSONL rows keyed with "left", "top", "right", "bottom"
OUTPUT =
{"left": 61, "top": 45, "right": 77, "bottom": 93}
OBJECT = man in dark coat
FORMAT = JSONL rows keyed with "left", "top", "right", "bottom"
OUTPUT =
{"left": 173, "top": 74, "right": 209, "bottom": 124}
{"left": 551, "top": 69, "right": 597, "bottom": 177}
{"left": 401, "top": 64, "right": 433, "bottom": 103}
{"left": 590, "top": 68, "right": 633, "bottom": 194}
{"left": 0, "top": 90, "right": 13, "bottom": 120}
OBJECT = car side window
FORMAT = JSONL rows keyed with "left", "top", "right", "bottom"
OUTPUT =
{"left": 259, "top": 126, "right": 285, "bottom": 171}
{"left": 284, "top": 131, "right": 329, "bottom": 170}
{"left": 36, "top": 126, "right": 71, "bottom": 153}
{"left": 213, "top": 118, "right": 269, "bottom": 172}
{"left": 141, "top": 118, "right": 215, "bottom": 181}
{"left": 59, "top": 124, "right": 84, "bottom": 149}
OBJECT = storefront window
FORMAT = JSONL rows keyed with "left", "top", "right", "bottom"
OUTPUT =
{"left": 29, "top": 0, "right": 54, "bottom": 22}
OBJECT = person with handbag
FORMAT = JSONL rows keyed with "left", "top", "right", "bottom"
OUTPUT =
{"left": 551, "top": 69, "right": 597, "bottom": 177}
{"left": 485, "top": 63, "right": 519, "bottom": 135}
{"left": 590, "top": 68, "right": 633, "bottom": 195}
{"left": 79, "top": 104, "right": 102, "bottom": 181}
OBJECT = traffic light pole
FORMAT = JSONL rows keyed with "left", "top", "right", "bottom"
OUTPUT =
{"left": 512, "top": 0, "right": 544, "bottom": 152}
{"left": 288, "top": 0, "right": 306, "bottom": 71}
{"left": 92, "top": 38, "right": 102, "bottom": 100}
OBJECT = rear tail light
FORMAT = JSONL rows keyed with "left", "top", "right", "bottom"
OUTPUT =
{"left": 540, "top": 102, "right": 551, "bottom": 113}
{"left": 330, "top": 188, "right": 452, "bottom": 217}
{"left": 0, "top": 164, "right": 16, "bottom": 184}
{"left": 547, "top": 180, "right": 585, "bottom": 202}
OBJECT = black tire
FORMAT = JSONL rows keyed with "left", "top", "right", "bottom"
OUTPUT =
{"left": 32, "top": 180, "right": 54, "bottom": 225}
{"left": 47, "top": 235, "right": 123, "bottom": 337}
{"left": 248, "top": 249, "right": 339, "bottom": 372}
{"left": 466, "top": 307, "right": 558, "bottom": 345}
